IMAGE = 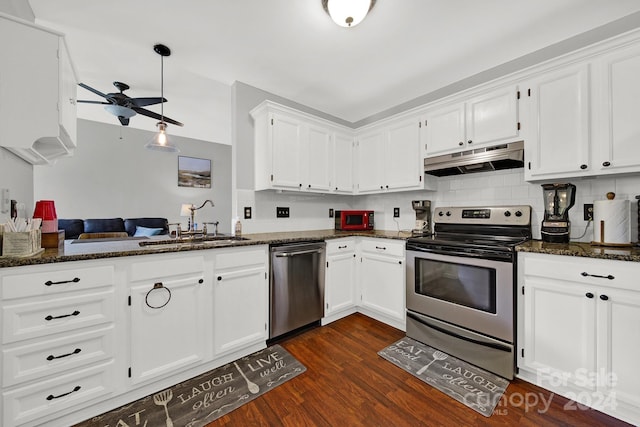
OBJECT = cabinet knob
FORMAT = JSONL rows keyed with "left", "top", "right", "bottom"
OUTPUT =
{"left": 599, "top": 294, "right": 609, "bottom": 301}
{"left": 602, "top": 161, "right": 611, "bottom": 167}
{"left": 458, "top": 141, "right": 464, "bottom": 146}
{"left": 385, "top": 185, "right": 389, "bottom": 189}
{"left": 217, "top": 276, "right": 222, "bottom": 281}
{"left": 467, "top": 140, "right": 473, "bottom": 144}
{"left": 308, "top": 184, "right": 311, "bottom": 188}
{"left": 585, "top": 292, "right": 594, "bottom": 299}
{"left": 335, "top": 187, "right": 338, "bottom": 191}
{"left": 580, "top": 164, "right": 588, "bottom": 170}
{"left": 299, "top": 183, "right": 302, "bottom": 188}
{"left": 380, "top": 185, "right": 384, "bottom": 189}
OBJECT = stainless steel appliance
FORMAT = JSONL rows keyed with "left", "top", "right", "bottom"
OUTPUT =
{"left": 424, "top": 140, "right": 524, "bottom": 177}
{"left": 334, "top": 210, "right": 374, "bottom": 231}
{"left": 405, "top": 205, "right": 532, "bottom": 379}
{"left": 412, "top": 200, "right": 432, "bottom": 235}
{"left": 541, "top": 183, "right": 576, "bottom": 243}
{"left": 270, "top": 241, "right": 325, "bottom": 339}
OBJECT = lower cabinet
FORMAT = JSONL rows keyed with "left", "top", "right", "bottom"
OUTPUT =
{"left": 324, "top": 238, "right": 358, "bottom": 324}
{"left": 518, "top": 252, "right": 640, "bottom": 425}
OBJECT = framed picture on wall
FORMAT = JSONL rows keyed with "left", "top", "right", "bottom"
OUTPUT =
{"left": 178, "top": 156, "right": 211, "bottom": 188}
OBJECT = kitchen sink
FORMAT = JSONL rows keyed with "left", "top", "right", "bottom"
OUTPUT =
{"left": 139, "top": 235, "right": 250, "bottom": 247}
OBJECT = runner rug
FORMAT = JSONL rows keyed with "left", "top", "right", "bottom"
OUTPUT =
{"left": 378, "top": 337, "right": 509, "bottom": 417}
{"left": 75, "top": 345, "right": 305, "bottom": 427}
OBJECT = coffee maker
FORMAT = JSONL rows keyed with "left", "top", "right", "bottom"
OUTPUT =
{"left": 541, "top": 183, "right": 576, "bottom": 243}
{"left": 411, "top": 200, "right": 432, "bottom": 235}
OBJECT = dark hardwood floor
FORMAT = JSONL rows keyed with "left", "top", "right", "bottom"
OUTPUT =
{"left": 209, "top": 313, "right": 631, "bottom": 426}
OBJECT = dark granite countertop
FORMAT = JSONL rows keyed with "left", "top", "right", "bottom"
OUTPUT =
{"left": 0, "top": 229, "right": 412, "bottom": 268}
{"left": 516, "top": 240, "right": 640, "bottom": 262}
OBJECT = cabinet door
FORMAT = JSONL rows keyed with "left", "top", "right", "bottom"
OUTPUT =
{"left": 271, "top": 113, "right": 303, "bottom": 190}
{"left": 466, "top": 85, "right": 519, "bottom": 147}
{"left": 523, "top": 64, "right": 590, "bottom": 180}
{"left": 597, "top": 288, "right": 640, "bottom": 408}
{"left": 305, "top": 124, "right": 332, "bottom": 192}
{"left": 325, "top": 252, "right": 357, "bottom": 315}
{"left": 423, "top": 103, "right": 465, "bottom": 156}
{"left": 333, "top": 132, "right": 354, "bottom": 193}
{"left": 355, "top": 130, "right": 385, "bottom": 193}
{"left": 360, "top": 253, "right": 405, "bottom": 322}
{"left": 522, "top": 277, "right": 597, "bottom": 391}
{"left": 384, "top": 118, "right": 422, "bottom": 190}
{"left": 594, "top": 44, "right": 640, "bottom": 175}
{"left": 129, "top": 275, "right": 209, "bottom": 384}
{"left": 213, "top": 267, "right": 268, "bottom": 356}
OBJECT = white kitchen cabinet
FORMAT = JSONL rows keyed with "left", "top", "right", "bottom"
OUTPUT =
{"left": 354, "top": 128, "right": 385, "bottom": 193}
{"left": 306, "top": 123, "right": 333, "bottom": 192}
{"left": 358, "top": 238, "right": 405, "bottom": 330}
{"left": 324, "top": 238, "right": 357, "bottom": 324}
{"left": 0, "top": 13, "right": 77, "bottom": 165}
{"left": 522, "top": 63, "right": 591, "bottom": 181}
{"left": 128, "top": 254, "right": 210, "bottom": 385}
{"left": 212, "top": 246, "right": 268, "bottom": 356}
{"left": 269, "top": 111, "right": 304, "bottom": 190}
{"left": 518, "top": 252, "right": 640, "bottom": 425}
{"left": 332, "top": 132, "right": 355, "bottom": 193}
{"left": 423, "top": 85, "right": 520, "bottom": 157}
{"left": 385, "top": 117, "right": 423, "bottom": 190}
{"left": 591, "top": 43, "right": 640, "bottom": 176}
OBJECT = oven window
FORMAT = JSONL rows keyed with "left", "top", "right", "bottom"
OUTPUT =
{"left": 414, "top": 258, "right": 497, "bottom": 313}
{"left": 345, "top": 215, "right": 363, "bottom": 225}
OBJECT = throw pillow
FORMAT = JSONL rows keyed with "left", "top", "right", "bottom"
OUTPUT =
{"left": 134, "top": 226, "right": 164, "bottom": 237}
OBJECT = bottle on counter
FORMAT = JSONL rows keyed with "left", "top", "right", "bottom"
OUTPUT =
{"left": 234, "top": 218, "right": 242, "bottom": 236}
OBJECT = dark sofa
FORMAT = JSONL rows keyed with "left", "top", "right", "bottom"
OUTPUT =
{"left": 58, "top": 217, "right": 169, "bottom": 239}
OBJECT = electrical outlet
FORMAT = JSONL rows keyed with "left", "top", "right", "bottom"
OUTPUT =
{"left": 244, "top": 206, "right": 252, "bottom": 220}
{"left": 276, "top": 207, "right": 290, "bottom": 218}
{"left": 584, "top": 203, "right": 593, "bottom": 221}
{"left": 329, "top": 208, "right": 334, "bottom": 218}
{"left": 393, "top": 207, "right": 400, "bottom": 218}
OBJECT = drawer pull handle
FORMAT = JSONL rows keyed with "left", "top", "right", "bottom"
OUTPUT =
{"left": 46, "top": 385, "right": 81, "bottom": 400}
{"left": 375, "top": 246, "right": 387, "bottom": 250}
{"left": 581, "top": 272, "right": 614, "bottom": 280}
{"left": 44, "top": 277, "right": 80, "bottom": 286}
{"left": 45, "top": 310, "right": 80, "bottom": 321}
{"left": 338, "top": 245, "right": 348, "bottom": 249}
{"left": 145, "top": 282, "right": 172, "bottom": 309}
{"left": 47, "top": 348, "right": 81, "bottom": 361}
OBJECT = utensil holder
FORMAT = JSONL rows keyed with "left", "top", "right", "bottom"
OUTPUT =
{"left": 1, "top": 229, "right": 42, "bottom": 257}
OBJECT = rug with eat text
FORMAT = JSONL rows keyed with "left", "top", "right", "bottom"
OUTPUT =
{"left": 378, "top": 337, "right": 509, "bottom": 417}
{"left": 74, "top": 344, "right": 305, "bottom": 427}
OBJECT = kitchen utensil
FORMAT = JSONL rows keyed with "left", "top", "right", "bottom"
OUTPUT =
{"left": 234, "top": 361, "right": 260, "bottom": 394}
{"left": 153, "top": 389, "right": 174, "bottom": 427}
{"left": 417, "top": 350, "right": 448, "bottom": 375}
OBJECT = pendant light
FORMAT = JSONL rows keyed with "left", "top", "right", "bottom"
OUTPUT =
{"left": 145, "top": 43, "right": 180, "bottom": 152}
{"left": 322, "top": 0, "right": 376, "bottom": 28}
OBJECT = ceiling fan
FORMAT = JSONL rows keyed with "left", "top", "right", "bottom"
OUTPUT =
{"left": 77, "top": 81, "right": 184, "bottom": 127}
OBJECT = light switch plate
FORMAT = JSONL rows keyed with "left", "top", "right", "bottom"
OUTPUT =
{"left": 1, "top": 189, "right": 9, "bottom": 214}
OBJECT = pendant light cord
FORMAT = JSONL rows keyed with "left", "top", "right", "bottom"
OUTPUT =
{"left": 160, "top": 53, "right": 164, "bottom": 123}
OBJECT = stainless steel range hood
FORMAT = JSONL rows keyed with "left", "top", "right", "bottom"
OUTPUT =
{"left": 424, "top": 140, "right": 524, "bottom": 177}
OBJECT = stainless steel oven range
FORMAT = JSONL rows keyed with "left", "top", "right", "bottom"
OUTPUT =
{"left": 405, "top": 205, "right": 532, "bottom": 379}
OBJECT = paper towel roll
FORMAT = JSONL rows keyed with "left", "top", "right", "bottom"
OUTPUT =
{"left": 593, "top": 199, "right": 630, "bottom": 245}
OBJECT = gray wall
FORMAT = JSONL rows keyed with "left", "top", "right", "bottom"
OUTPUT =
{"left": 34, "top": 119, "right": 232, "bottom": 233}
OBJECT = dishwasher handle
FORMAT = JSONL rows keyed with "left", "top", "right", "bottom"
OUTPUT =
{"left": 275, "top": 249, "right": 323, "bottom": 257}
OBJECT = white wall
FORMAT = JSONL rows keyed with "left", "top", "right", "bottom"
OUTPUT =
{"left": 34, "top": 119, "right": 232, "bottom": 233}
{"left": 0, "top": 148, "right": 33, "bottom": 223}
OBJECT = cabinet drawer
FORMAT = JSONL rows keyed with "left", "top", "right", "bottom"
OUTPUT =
{"left": 2, "top": 290, "right": 114, "bottom": 344}
{"left": 360, "top": 238, "right": 404, "bottom": 257}
{"left": 3, "top": 326, "right": 115, "bottom": 387}
{"left": 214, "top": 246, "right": 268, "bottom": 271}
{"left": 326, "top": 239, "right": 356, "bottom": 255}
{"left": 522, "top": 253, "right": 640, "bottom": 291}
{"left": 2, "top": 361, "right": 115, "bottom": 427}
{"left": 1, "top": 264, "right": 114, "bottom": 300}
{"left": 130, "top": 254, "right": 204, "bottom": 281}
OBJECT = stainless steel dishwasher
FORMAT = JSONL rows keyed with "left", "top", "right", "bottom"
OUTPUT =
{"left": 270, "top": 241, "right": 325, "bottom": 339}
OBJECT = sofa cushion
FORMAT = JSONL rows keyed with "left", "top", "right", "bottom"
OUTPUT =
{"left": 133, "top": 226, "right": 164, "bottom": 237}
{"left": 84, "top": 218, "right": 126, "bottom": 234}
{"left": 58, "top": 219, "right": 84, "bottom": 239}
{"left": 125, "top": 218, "right": 169, "bottom": 236}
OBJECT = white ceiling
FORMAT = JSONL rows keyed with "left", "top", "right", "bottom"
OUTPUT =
{"left": 27, "top": 0, "right": 640, "bottom": 143}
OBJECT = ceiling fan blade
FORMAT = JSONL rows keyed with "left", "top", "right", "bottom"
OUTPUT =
{"left": 132, "top": 107, "right": 184, "bottom": 127}
{"left": 77, "top": 100, "right": 110, "bottom": 105}
{"left": 130, "top": 97, "right": 167, "bottom": 107}
{"left": 78, "top": 83, "right": 115, "bottom": 102}
{"left": 117, "top": 116, "right": 130, "bottom": 126}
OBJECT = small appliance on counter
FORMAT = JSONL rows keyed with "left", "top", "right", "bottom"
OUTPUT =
{"left": 592, "top": 192, "right": 631, "bottom": 247}
{"left": 541, "top": 183, "right": 576, "bottom": 243}
{"left": 411, "top": 200, "right": 432, "bottom": 236}
{"left": 334, "top": 210, "right": 374, "bottom": 231}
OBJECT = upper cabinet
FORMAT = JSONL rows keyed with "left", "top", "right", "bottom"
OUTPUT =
{"left": 0, "top": 13, "right": 78, "bottom": 165}
{"left": 423, "top": 85, "right": 521, "bottom": 157}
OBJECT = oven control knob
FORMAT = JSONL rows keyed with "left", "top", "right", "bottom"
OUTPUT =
{"left": 445, "top": 211, "right": 451, "bottom": 217}
{"left": 515, "top": 210, "right": 523, "bottom": 217}
{"left": 438, "top": 211, "right": 444, "bottom": 217}
{"left": 504, "top": 211, "right": 511, "bottom": 217}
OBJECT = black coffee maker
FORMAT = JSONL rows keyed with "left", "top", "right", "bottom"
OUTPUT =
{"left": 541, "top": 183, "right": 576, "bottom": 243}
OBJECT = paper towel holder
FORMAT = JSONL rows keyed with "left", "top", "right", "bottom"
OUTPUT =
{"left": 591, "top": 192, "right": 633, "bottom": 247}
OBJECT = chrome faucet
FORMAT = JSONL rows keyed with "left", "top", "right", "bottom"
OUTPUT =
{"left": 185, "top": 200, "right": 214, "bottom": 233}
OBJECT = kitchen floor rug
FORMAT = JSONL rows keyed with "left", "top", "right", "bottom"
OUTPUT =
{"left": 378, "top": 337, "right": 509, "bottom": 417}
{"left": 74, "top": 344, "right": 305, "bottom": 427}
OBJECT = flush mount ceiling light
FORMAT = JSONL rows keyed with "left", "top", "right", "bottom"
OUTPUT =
{"left": 145, "top": 43, "right": 180, "bottom": 153}
{"left": 322, "top": 0, "right": 376, "bottom": 27}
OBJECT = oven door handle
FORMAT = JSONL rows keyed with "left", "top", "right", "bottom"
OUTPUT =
{"left": 406, "top": 311, "right": 512, "bottom": 353}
